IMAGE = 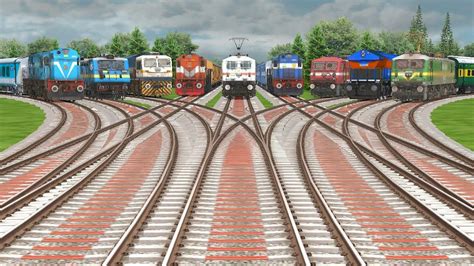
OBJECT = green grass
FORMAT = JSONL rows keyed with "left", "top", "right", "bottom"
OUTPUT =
{"left": 327, "top": 100, "right": 358, "bottom": 109}
{"left": 206, "top": 91, "right": 223, "bottom": 108}
{"left": 431, "top": 98, "right": 474, "bottom": 151}
{"left": 256, "top": 91, "right": 273, "bottom": 108}
{"left": 122, "top": 99, "right": 151, "bottom": 109}
{"left": 300, "top": 88, "right": 317, "bottom": 100}
{"left": 0, "top": 98, "right": 45, "bottom": 152}
{"left": 162, "top": 88, "right": 180, "bottom": 100}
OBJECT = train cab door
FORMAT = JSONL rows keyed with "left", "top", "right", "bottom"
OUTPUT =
{"left": 206, "top": 69, "right": 212, "bottom": 93}
{"left": 266, "top": 68, "right": 273, "bottom": 93}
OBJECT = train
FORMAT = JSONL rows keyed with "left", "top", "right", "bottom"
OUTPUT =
{"left": 175, "top": 54, "right": 221, "bottom": 96}
{"left": 222, "top": 54, "right": 256, "bottom": 98}
{"left": 0, "top": 58, "right": 28, "bottom": 95}
{"left": 81, "top": 55, "right": 130, "bottom": 100}
{"left": 127, "top": 53, "right": 173, "bottom": 97}
{"left": 448, "top": 56, "right": 474, "bottom": 94}
{"left": 345, "top": 49, "right": 397, "bottom": 100}
{"left": 310, "top": 56, "right": 349, "bottom": 97}
{"left": 257, "top": 53, "right": 303, "bottom": 96}
{"left": 391, "top": 53, "right": 456, "bottom": 101}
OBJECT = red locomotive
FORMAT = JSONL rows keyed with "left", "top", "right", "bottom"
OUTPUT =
{"left": 310, "top": 56, "right": 349, "bottom": 97}
{"left": 176, "top": 54, "right": 221, "bottom": 96}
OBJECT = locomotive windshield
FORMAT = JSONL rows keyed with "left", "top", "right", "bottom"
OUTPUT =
{"left": 98, "top": 60, "right": 126, "bottom": 70}
{"left": 325, "top": 62, "right": 337, "bottom": 70}
{"left": 158, "top": 59, "right": 171, "bottom": 67}
{"left": 226, "top": 61, "right": 237, "bottom": 70}
{"left": 144, "top": 59, "right": 157, "bottom": 68}
{"left": 313, "top": 62, "right": 325, "bottom": 70}
{"left": 240, "top": 61, "right": 252, "bottom": 70}
{"left": 396, "top": 59, "right": 424, "bottom": 69}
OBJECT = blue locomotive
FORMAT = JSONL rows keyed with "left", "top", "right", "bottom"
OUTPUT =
{"left": 0, "top": 58, "right": 28, "bottom": 95}
{"left": 24, "top": 48, "right": 84, "bottom": 101}
{"left": 257, "top": 53, "right": 303, "bottom": 96}
{"left": 345, "top": 50, "right": 397, "bottom": 99}
{"left": 81, "top": 55, "right": 130, "bottom": 100}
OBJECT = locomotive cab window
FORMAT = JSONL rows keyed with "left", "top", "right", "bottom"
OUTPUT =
{"left": 240, "top": 61, "right": 252, "bottom": 70}
{"left": 326, "top": 62, "right": 337, "bottom": 70}
{"left": 158, "top": 59, "right": 171, "bottom": 67}
{"left": 313, "top": 62, "right": 325, "bottom": 70}
{"left": 226, "top": 61, "right": 237, "bottom": 70}
{"left": 144, "top": 59, "right": 157, "bottom": 68}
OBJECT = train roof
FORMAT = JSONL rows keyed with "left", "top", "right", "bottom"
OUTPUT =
{"left": 29, "top": 48, "right": 79, "bottom": 58}
{"left": 127, "top": 53, "right": 171, "bottom": 60}
{"left": 312, "top": 56, "right": 345, "bottom": 62}
{"left": 272, "top": 53, "right": 301, "bottom": 61}
{"left": 347, "top": 50, "right": 397, "bottom": 62}
{"left": 0, "top": 58, "right": 23, "bottom": 64}
{"left": 223, "top": 55, "right": 255, "bottom": 62}
{"left": 393, "top": 53, "right": 430, "bottom": 60}
{"left": 448, "top": 56, "right": 474, "bottom": 64}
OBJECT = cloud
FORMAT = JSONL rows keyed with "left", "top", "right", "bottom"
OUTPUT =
{"left": 0, "top": 0, "right": 472, "bottom": 61}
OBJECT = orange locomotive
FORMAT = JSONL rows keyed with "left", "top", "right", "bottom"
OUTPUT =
{"left": 176, "top": 54, "right": 222, "bottom": 96}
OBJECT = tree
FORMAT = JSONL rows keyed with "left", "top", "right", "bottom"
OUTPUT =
{"left": 291, "top": 33, "right": 305, "bottom": 60}
{"left": 107, "top": 33, "right": 131, "bottom": 57}
{"left": 305, "top": 24, "right": 329, "bottom": 90}
{"left": 438, "top": 13, "right": 461, "bottom": 56}
{"left": 128, "top": 27, "right": 149, "bottom": 55}
{"left": 426, "top": 38, "right": 436, "bottom": 54}
{"left": 408, "top": 5, "right": 428, "bottom": 53}
{"left": 267, "top": 43, "right": 292, "bottom": 59}
{"left": 318, "top": 17, "right": 358, "bottom": 56}
{"left": 68, "top": 38, "right": 101, "bottom": 58}
{"left": 378, "top": 31, "right": 415, "bottom": 54}
{"left": 27, "top": 37, "right": 59, "bottom": 54}
{"left": 463, "top": 43, "right": 474, "bottom": 57}
{"left": 152, "top": 32, "right": 198, "bottom": 60}
{"left": 359, "top": 31, "right": 382, "bottom": 51}
{"left": 0, "top": 39, "right": 27, "bottom": 58}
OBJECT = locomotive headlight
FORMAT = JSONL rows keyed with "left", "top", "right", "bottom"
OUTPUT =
{"left": 145, "top": 83, "right": 152, "bottom": 89}
{"left": 167, "top": 83, "right": 172, "bottom": 89}
{"left": 330, "top": 84, "right": 336, "bottom": 90}
{"left": 276, "top": 83, "right": 282, "bottom": 89}
{"left": 346, "top": 85, "right": 353, "bottom": 91}
{"left": 176, "top": 83, "right": 183, "bottom": 89}
{"left": 296, "top": 83, "right": 303, "bottom": 89}
{"left": 391, "top": 86, "right": 398, "bottom": 92}
{"left": 416, "top": 86, "right": 424, "bottom": 93}
{"left": 51, "top": 85, "right": 59, "bottom": 93}
{"left": 371, "top": 85, "right": 378, "bottom": 91}
{"left": 76, "top": 85, "right": 84, "bottom": 92}
{"left": 122, "top": 84, "right": 128, "bottom": 90}
{"left": 196, "top": 83, "right": 203, "bottom": 89}
{"left": 309, "top": 84, "right": 315, "bottom": 89}
{"left": 247, "top": 84, "right": 254, "bottom": 90}
{"left": 224, "top": 84, "right": 231, "bottom": 90}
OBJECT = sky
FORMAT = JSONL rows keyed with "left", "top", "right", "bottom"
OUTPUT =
{"left": 0, "top": 0, "right": 473, "bottom": 61}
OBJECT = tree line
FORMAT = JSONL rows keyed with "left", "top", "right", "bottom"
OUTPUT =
{"left": 268, "top": 5, "right": 473, "bottom": 60}
{"left": 0, "top": 27, "right": 199, "bottom": 63}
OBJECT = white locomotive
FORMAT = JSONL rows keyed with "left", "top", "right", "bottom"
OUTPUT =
{"left": 221, "top": 54, "right": 256, "bottom": 97}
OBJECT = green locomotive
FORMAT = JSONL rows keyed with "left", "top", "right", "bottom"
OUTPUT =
{"left": 391, "top": 53, "right": 456, "bottom": 101}
{"left": 448, "top": 56, "right": 474, "bottom": 94}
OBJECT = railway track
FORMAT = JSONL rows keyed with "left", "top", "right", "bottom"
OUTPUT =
{"left": 264, "top": 96, "right": 362, "bottom": 264}
{"left": 160, "top": 97, "right": 308, "bottom": 264}
{"left": 0, "top": 98, "right": 201, "bottom": 263}
{"left": 287, "top": 97, "right": 473, "bottom": 264}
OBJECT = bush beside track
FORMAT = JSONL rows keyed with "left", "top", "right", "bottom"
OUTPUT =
{"left": 0, "top": 98, "right": 45, "bottom": 152}
{"left": 256, "top": 91, "right": 273, "bottom": 108}
{"left": 206, "top": 91, "right": 223, "bottom": 108}
{"left": 300, "top": 88, "right": 316, "bottom": 100}
{"left": 122, "top": 99, "right": 151, "bottom": 109}
{"left": 431, "top": 98, "right": 474, "bottom": 151}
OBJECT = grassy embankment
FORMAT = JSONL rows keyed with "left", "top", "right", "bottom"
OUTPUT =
{"left": 0, "top": 98, "right": 45, "bottom": 152}
{"left": 122, "top": 99, "right": 151, "bottom": 109}
{"left": 431, "top": 98, "right": 474, "bottom": 151}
